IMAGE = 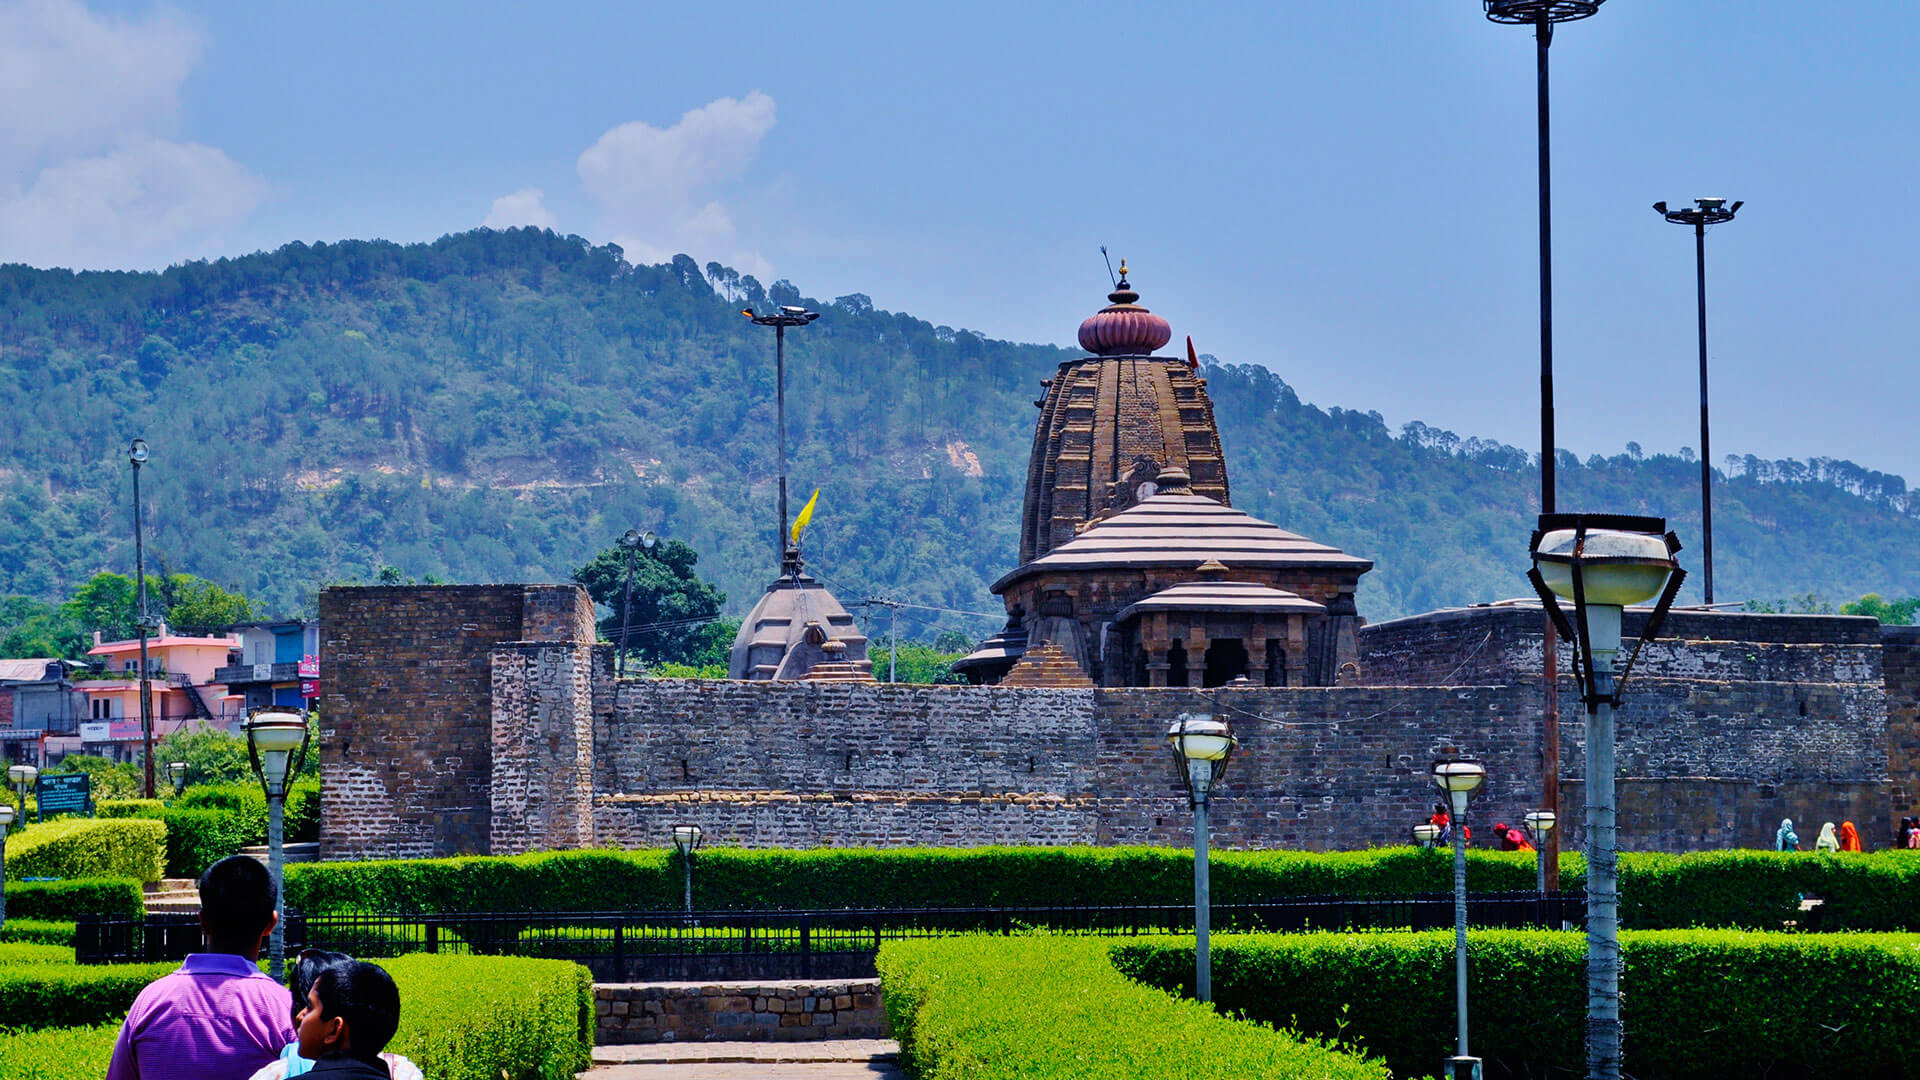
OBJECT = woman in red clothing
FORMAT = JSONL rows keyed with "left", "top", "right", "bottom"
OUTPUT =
{"left": 1838, "top": 820, "right": 1863, "bottom": 852}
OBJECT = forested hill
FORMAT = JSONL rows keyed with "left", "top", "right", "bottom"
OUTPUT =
{"left": 1, "top": 227, "right": 1917, "bottom": 642}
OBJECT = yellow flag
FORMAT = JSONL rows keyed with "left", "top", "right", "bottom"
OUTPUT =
{"left": 790, "top": 488, "right": 821, "bottom": 545}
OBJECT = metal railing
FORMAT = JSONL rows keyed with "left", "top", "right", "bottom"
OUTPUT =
{"left": 77, "top": 893, "right": 1582, "bottom": 979}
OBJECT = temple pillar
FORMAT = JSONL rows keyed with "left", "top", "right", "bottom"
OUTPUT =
{"left": 1246, "top": 621, "right": 1270, "bottom": 686}
{"left": 1186, "top": 626, "right": 1209, "bottom": 688}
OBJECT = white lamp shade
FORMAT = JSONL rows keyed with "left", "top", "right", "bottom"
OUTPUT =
{"left": 1533, "top": 528, "right": 1674, "bottom": 607}
{"left": 1430, "top": 760, "right": 1487, "bottom": 795}
{"left": 1412, "top": 823, "right": 1441, "bottom": 843}
{"left": 672, "top": 824, "right": 703, "bottom": 852}
{"left": 8, "top": 764, "right": 37, "bottom": 785}
{"left": 1524, "top": 810, "right": 1557, "bottom": 837}
{"left": 0, "top": 802, "right": 14, "bottom": 826}
{"left": 1166, "top": 717, "right": 1234, "bottom": 761}
{"left": 247, "top": 709, "right": 308, "bottom": 752}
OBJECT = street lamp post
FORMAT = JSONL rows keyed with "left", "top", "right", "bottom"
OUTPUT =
{"left": 7, "top": 764, "right": 36, "bottom": 819}
{"left": 1484, "top": 0, "right": 1608, "bottom": 898}
{"left": 671, "top": 824, "right": 703, "bottom": 915}
{"left": 1654, "top": 198, "right": 1742, "bottom": 606}
{"left": 0, "top": 802, "right": 14, "bottom": 930}
{"left": 245, "top": 707, "right": 312, "bottom": 981}
{"left": 615, "top": 530, "right": 657, "bottom": 678}
{"left": 1432, "top": 759, "right": 1488, "bottom": 1080}
{"left": 1530, "top": 515, "right": 1683, "bottom": 1080}
{"left": 168, "top": 760, "right": 188, "bottom": 797}
{"left": 1166, "top": 714, "right": 1236, "bottom": 1005}
{"left": 1524, "top": 809, "right": 1557, "bottom": 895}
{"left": 742, "top": 306, "right": 819, "bottom": 572}
{"left": 128, "top": 438, "right": 157, "bottom": 799}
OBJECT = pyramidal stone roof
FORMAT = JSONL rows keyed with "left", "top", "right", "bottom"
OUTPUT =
{"left": 995, "top": 486, "right": 1372, "bottom": 593}
{"left": 1114, "top": 577, "right": 1328, "bottom": 623}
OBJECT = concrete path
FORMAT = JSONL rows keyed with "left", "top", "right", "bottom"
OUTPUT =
{"left": 583, "top": 1040, "right": 902, "bottom": 1080}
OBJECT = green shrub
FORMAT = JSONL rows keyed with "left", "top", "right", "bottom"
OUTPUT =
{"left": 0, "top": 943, "right": 74, "bottom": 965}
{"left": 4, "top": 879, "right": 144, "bottom": 921}
{"left": 0, "top": 920, "right": 76, "bottom": 946}
{"left": 383, "top": 954, "right": 592, "bottom": 1080}
{"left": 879, "top": 935, "right": 1388, "bottom": 1080}
{"left": 0, "top": 1023, "right": 118, "bottom": 1080}
{"left": 1112, "top": 930, "right": 1920, "bottom": 1080}
{"left": 156, "top": 806, "right": 254, "bottom": 878}
{"left": 175, "top": 783, "right": 267, "bottom": 834}
{"left": 286, "top": 779, "right": 320, "bottom": 843}
{"left": 5, "top": 820, "right": 163, "bottom": 884}
{"left": 0, "top": 961, "right": 176, "bottom": 1029}
{"left": 96, "top": 799, "right": 164, "bottom": 819}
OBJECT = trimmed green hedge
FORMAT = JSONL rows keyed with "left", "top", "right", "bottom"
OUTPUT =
{"left": 285, "top": 845, "right": 1920, "bottom": 932}
{"left": 285, "top": 845, "right": 1543, "bottom": 915}
{"left": 1113, "top": 930, "right": 1920, "bottom": 1080}
{"left": 0, "top": 920, "right": 75, "bottom": 946}
{"left": 155, "top": 806, "right": 254, "bottom": 878}
{"left": 383, "top": 954, "right": 592, "bottom": 1080}
{"left": 3, "top": 879, "right": 144, "bottom": 921}
{"left": 173, "top": 780, "right": 321, "bottom": 845}
{"left": 6, "top": 820, "right": 164, "bottom": 884}
{"left": 0, "top": 961, "right": 177, "bottom": 1029}
{"left": 879, "top": 935, "right": 1388, "bottom": 1080}
{"left": 97, "top": 799, "right": 164, "bottom": 819}
{"left": 0, "top": 1024, "right": 119, "bottom": 1080}
{"left": 0, "top": 943, "right": 75, "bottom": 965}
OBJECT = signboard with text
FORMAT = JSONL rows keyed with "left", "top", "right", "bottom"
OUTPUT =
{"left": 79, "top": 722, "right": 110, "bottom": 742}
{"left": 299, "top": 654, "right": 319, "bottom": 679}
{"left": 35, "top": 772, "right": 90, "bottom": 818}
{"left": 301, "top": 680, "right": 320, "bottom": 699}
{"left": 109, "top": 720, "right": 143, "bottom": 741}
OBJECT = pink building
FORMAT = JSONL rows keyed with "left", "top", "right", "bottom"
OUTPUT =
{"left": 61, "top": 622, "right": 245, "bottom": 762}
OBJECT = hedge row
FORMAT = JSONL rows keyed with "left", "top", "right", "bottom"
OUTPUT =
{"left": 0, "top": 955, "right": 592, "bottom": 1080}
{"left": 286, "top": 845, "right": 1920, "bottom": 931}
{"left": 96, "top": 799, "right": 165, "bottom": 819}
{"left": 5, "top": 819, "right": 164, "bottom": 884}
{"left": 0, "top": 1024, "right": 119, "bottom": 1080}
{"left": 384, "top": 954, "right": 593, "bottom": 1080}
{"left": 1112, "top": 930, "right": 1920, "bottom": 1080}
{"left": 0, "top": 920, "right": 76, "bottom": 946}
{"left": 3, "top": 879, "right": 144, "bottom": 921}
{"left": 878, "top": 935, "right": 1388, "bottom": 1080}
{"left": 0, "top": 961, "right": 177, "bottom": 1029}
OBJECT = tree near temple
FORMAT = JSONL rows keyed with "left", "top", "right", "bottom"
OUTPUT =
{"left": 571, "top": 539, "right": 726, "bottom": 667}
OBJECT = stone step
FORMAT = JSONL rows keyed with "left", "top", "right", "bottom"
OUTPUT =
{"left": 238, "top": 842, "right": 321, "bottom": 864}
{"left": 591, "top": 1040, "right": 899, "bottom": 1066}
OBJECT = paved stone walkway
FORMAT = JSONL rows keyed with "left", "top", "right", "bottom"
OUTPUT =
{"left": 583, "top": 1040, "right": 902, "bottom": 1080}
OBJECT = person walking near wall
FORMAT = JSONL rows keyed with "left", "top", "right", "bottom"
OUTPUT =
{"left": 1776, "top": 818, "right": 1799, "bottom": 851}
{"left": 1838, "top": 820, "right": 1863, "bottom": 852}
{"left": 1815, "top": 822, "right": 1840, "bottom": 852}
{"left": 1903, "top": 817, "right": 1920, "bottom": 849}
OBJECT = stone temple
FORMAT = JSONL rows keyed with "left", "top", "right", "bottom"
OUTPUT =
{"left": 958, "top": 268, "right": 1368, "bottom": 688}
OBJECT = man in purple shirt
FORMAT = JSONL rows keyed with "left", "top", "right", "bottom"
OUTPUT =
{"left": 108, "top": 855, "right": 297, "bottom": 1080}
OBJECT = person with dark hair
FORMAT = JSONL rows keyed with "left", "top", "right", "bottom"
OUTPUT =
{"left": 294, "top": 960, "right": 405, "bottom": 1080}
{"left": 107, "top": 855, "right": 296, "bottom": 1080}
{"left": 249, "top": 951, "right": 422, "bottom": 1080}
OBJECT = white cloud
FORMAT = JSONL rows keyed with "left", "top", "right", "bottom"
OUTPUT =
{"left": 483, "top": 187, "right": 557, "bottom": 230}
{"left": 0, "top": 0, "right": 264, "bottom": 268}
{"left": 575, "top": 92, "right": 775, "bottom": 274}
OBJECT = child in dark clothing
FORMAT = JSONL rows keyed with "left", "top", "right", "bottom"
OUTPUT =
{"left": 295, "top": 961, "right": 403, "bottom": 1080}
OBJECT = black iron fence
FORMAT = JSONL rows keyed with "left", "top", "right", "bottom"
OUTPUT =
{"left": 76, "top": 891, "right": 1583, "bottom": 980}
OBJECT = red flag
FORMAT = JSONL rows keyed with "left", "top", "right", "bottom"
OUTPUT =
{"left": 1186, "top": 335, "right": 1199, "bottom": 371}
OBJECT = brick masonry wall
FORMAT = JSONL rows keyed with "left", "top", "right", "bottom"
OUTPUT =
{"left": 570, "top": 678, "right": 1886, "bottom": 852}
{"left": 490, "top": 641, "right": 607, "bottom": 855}
{"left": 594, "top": 980, "right": 887, "bottom": 1044}
{"left": 1885, "top": 626, "right": 1920, "bottom": 837}
{"left": 319, "top": 584, "right": 594, "bottom": 860}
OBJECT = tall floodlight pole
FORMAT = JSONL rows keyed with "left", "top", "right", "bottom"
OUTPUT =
{"left": 1484, "top": 0, "right": 1607, "bottom": 896}
{"left": 743, "top": 306, "right": 820, "bottom": 571}
{"left": 1655, "top": 198, "right": 1743, "bottom": 606}
{"left": 128, "top": 438, "right": 157, "bottom": 798}
{"left": 1531, "top": 516, "right": 1683, "bottom": 1080}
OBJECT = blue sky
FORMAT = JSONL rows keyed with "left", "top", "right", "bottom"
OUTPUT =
{"left": 13, "top": 1, "right": 1920, "bottom": 482}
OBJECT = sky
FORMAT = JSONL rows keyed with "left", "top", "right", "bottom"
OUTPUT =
{"left": 8, "top": 1, "right": 1920, "bottom": 482}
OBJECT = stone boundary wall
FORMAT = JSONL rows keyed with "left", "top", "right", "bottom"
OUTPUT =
{"left": 320, "top": 584, "right": 595, "bottom": 860}
{"left": 593, "top": 981, "right": 886, "bottom": 1044}
{"left": 1360, "top": 606, "right": 1883, "bottom": 687}
{"left": 1885, "top": 626, "right": 1920, "bottom": 836}
{"left": 552, "top": 678, "right": 1885, "bottom": 853}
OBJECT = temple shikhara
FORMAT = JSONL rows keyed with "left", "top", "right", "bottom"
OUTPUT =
{"left": 957, "top": 265, "right": 1371, "bottom": 688}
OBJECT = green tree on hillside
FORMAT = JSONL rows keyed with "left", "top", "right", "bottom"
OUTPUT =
{"left": 1839, "top": 593, "right": 1920, "bottom": 624}
{"left": 572, "top": 539, "right": 726, "bottom": 666}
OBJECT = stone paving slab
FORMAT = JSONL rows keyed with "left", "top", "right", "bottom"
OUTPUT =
{"left": 592, "top": 1040, "right": 898, "bottom": 1065}
{"left": 584, "top": 1064, "right": 903, "bottom": 1080}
